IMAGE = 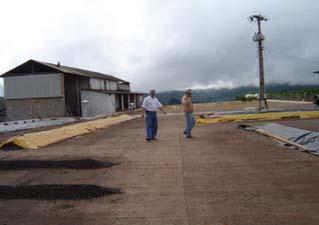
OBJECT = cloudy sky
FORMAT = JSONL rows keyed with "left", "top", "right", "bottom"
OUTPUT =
{"left": 0, "top": 0, "right": 318, "bottom": 95}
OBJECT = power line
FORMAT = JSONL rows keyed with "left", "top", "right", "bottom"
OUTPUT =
{"left": 269, "top": 9, "right": 319, "bottom": 21}
{"left": 265, "top": 47, "right": 319, "bottom": 64}
{"left": 213, "top": 24, "right": 255, "bottom": 65}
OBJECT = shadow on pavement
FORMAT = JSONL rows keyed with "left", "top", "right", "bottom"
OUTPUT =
{"left": 0, "top": 184, "right": 121, "bottom": 200}
{"left": 0, "top": 159, "right": 119, "bottom": 170}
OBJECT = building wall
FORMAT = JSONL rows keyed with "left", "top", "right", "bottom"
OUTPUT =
{"left": 137, "top": 95, "right": 144, "bottom": 107}
{"left": 118, "top": 83, "right": 130, "bottom": 91}
{"left": 90, "top": 78, "right": 118, "bottom": 91}
{"left": 89, "top": 78, "right": 101, "bottom": 90}
{"left": 115, "top": 94, "right": 121, "bottom": 111}
{"left": 5, "top": 97, "right": 65, "bottom": 121}
{"left": 4, "top": 73, "right": 63, "bottom": 99}
{"left": 80, "top": 90, "right": 115, "bottom": 117}
{"left": 79, "top": 77, "right": 90, "bottom": 89}
{"left": 4, "top": 73, "right": 66, "bottom": 121}
{"left": 108, "top": 81, "right": 117, "bottom": 91}
{"left": 64, "top": 75, "right": 79, "bottom": 116}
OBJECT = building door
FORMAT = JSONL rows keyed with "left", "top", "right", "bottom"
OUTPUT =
{"left": 64, "top": 75, "right": 81, "bottom": 116}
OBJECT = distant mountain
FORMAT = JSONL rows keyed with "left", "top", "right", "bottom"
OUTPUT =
{"left": 156, "top": 83, "right": 319, "bottom": 105}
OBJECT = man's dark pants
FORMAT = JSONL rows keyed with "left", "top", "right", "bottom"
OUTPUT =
{"left": 145, "top": 111, "right": 158, "bottom": 139}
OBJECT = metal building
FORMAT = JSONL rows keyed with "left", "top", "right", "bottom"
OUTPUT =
{"left": 1, "top": 59, "right": 144, "bottom": 121}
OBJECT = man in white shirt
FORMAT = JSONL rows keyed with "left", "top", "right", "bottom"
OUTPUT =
{"left": 142, "top": 90, "right": 166, "bottom": 142}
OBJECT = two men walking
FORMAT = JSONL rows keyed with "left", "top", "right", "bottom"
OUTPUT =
{"left": 142, "top": 89, "right": 195, "bottom": 142}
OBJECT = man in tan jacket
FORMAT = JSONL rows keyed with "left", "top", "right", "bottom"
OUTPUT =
{"left": 181, "top": 89, "right": 195, "bottom": 138}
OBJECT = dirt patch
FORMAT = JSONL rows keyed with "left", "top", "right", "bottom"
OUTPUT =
{"left": 0, "top": 159, "right": 118, "bottom": 170}
{"left": 0, "top": 184, "right": 121, "bottom": 200}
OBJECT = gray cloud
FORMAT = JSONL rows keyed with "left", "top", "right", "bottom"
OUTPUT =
{"left": 0, "top": 0, "right": 318, "bottom": 94}
{"left": 132, "top": 0, "right": 319, "bottom": 91}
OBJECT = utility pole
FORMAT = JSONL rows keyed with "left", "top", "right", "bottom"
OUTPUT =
{"left": 249, "top": 14, "right": 268, "bottom": 111}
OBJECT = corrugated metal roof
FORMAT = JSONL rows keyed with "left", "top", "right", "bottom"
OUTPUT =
{"left": 1, "top": 59, "right": 130, "bottom": 83}
{"left": 80, "top": 89, "right": 145, "bottom": 95}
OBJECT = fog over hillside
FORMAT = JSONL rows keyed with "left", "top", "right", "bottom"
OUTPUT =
{"left": 156, "top": 83, "right": 319, "bottom": 104}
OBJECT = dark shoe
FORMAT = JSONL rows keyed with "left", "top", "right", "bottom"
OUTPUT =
{"left": 183, "top": 131, "right": 187, "bottom": 135}
{"left": 186, "top": 135, "right": 193, "bottom": 139}
{"left": 146, "top": 138, "right": 151, "bottom": 142}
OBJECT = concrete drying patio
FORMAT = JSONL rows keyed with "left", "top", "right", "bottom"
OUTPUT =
{"left": 0, "top": 115, "right": 319, "bottom": 225}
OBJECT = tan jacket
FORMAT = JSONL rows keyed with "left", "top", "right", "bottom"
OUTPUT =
{"left": 182, "top": 95, "right": 193, "bottom": 112}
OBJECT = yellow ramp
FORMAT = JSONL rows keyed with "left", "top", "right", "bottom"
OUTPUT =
{"left": 1, "top": 115, "right": 137, "bottom": 149}
{"left": 197, "top": 111, "right": 319, "bottom": 124}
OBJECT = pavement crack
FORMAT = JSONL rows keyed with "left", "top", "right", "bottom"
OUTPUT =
{"left": 178, "top": 130, "right": 191, "bottom": 225}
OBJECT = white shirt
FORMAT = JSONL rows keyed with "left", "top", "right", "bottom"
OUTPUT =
{"left": 142, "top": 96, "right": 163, "bottom": 112}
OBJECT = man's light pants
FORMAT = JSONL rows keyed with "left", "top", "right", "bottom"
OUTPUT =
{"left": 184, "top": 112, "right": 195, "bottom": 136}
